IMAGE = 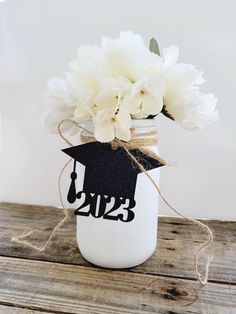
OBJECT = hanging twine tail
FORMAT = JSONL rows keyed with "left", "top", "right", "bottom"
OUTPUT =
{"left": 117, "top": 140, "right": 214, "bottom": 286}
{"left": 11, "top": 119, "right": 86, "bottom": 250}
{"left": 11, "top": 158, "right": 72, "bottom": 251}
{"left": 11, "top": 120, "right": 86, "bottom": 250}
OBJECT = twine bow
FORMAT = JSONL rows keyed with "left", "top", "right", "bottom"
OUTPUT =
{"left": 12, "top": 118, "right": 214, "bottom": 288}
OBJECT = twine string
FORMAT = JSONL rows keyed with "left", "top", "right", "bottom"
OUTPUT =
{"left": 117, "top": 139, "right": 213, "bottom": 286}
{"left": 12, "top": 118, "right": 213, "bottom": 287}
{"left": 11, "top": 158, "right": 72, "bottom": 251}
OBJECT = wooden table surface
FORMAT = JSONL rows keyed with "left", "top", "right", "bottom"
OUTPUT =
{"left": 0, "top": 202, "right": 235, "bottom": 314}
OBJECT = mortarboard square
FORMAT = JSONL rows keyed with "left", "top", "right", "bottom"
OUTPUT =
{"left": 62, "top": 141, "right": 165, "bottom": 201}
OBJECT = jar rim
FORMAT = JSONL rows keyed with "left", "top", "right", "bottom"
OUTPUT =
{"left": 131, "top": 119, "right": 156, "bottom": 128}
{"left": 82, "top": 118, "right": 157, "bottom": 133}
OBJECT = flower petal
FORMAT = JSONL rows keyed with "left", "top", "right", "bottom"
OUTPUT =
{"left": 163, "top": 46, "right": 179, "bottom": 66}
{"left": 115, "top": 108, "right": 132, "bottom": 141}
{"left": 142, "top": 95, "right": 163, "bottom": 115}
{"left": 94, "top": 120, "right": 115, "bottom": 142}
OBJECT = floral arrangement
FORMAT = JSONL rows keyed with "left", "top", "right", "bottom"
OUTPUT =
{"left": 45, "top": 31, "right": 218, "bottom": 142}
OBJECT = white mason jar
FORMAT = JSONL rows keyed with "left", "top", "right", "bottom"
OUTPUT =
{"left": 76, "top": 119, "right": 160, "bottom": 268}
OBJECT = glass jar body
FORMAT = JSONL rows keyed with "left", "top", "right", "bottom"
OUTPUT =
{"left": 76, "top": 119, "right": 160, "bottom": 268}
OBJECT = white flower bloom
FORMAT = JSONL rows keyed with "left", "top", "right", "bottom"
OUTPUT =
{"left": 94, "top": 104, "right": 132, "bottom": 142}
{"left": 161, "top": 46, "right": 205, "bottom": 92}
{"left": 74, "top": 97, "right": 96, "bottom": 122}
{"left": 95, "top": 77, "right": 131, "bottom": 108}
{"left": 183, "top": 90, "right": 218, "bottom": 128}
{"left": 44, "top": 32, "right": 218, "bottom": 142}
{"left": 44, "top": 106, "right": 75, "bottom": 134}
{"left": 128, "top": 78, "right": 165, "bottom": 119}
{"left": 45, "top": 77, "right": 77, "bottom": 133}
{"left": 165, "top": 64, "right": 204, "bottom": 97}
{"left": 163, "top": 88, "right": 218, "bottom": 128}
{"left": 160, "top": 46, "right": 218, "bottom": 128}
{"left": 95, "top": 89, "right": 120, "bottom": 109}
{"left": 101, "top": 31, "right": 161, "bottom": 82}
{"left": 73, "top": 76, "right": 131, "bottom": 123}
{"left": 70, "top": 45, "right": 112, "bottom": 77}
{"left": 46, "top": 77, "right": 75, "bottom": 108}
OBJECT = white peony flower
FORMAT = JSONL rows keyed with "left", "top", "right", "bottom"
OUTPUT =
{"left": 166, "top": 89, "right": 218, "bottom": 128}
{"left": 44, "top": 106, "right": 75, "bottom": 134}
{"left": 101, "top": 31, "right": 161, "bottom": 82}
{"left": 44, "top": 77, "right": 77, "bottom": 133}
{"left": 160, "top": 46, "right": 218, "bottom": 128}
{"left": 44, "top": 32, "right": 218, "bottom": 142}
{"left": 46, "top": 77, "right": 75, "bottom": 108}
{"left": 70, "top": 45, "right": 112, "bottom": 77}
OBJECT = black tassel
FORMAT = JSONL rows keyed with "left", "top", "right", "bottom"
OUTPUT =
{"left": 67, "top": 159, "right": 77, "bottom": 204}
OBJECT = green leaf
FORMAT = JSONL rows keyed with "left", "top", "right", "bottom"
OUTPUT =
{"left": 149, "top": 37, "right": 160, "bottom": 56}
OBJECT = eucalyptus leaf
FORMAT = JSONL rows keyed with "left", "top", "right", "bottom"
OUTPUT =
{"left": 149, "top": 37, "right": 160, "bottom": 56}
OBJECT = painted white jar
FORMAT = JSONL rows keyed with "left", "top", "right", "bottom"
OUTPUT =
{"left": 76, "top": 119, "right": 161, "bottom": 268}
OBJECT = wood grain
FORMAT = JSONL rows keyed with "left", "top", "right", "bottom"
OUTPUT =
{"left": 0, "top": 256, "right": 235, "bottom": 314}
{"left": 1, "top": 202, "right": 235, "bottom": 283}
{"left": 0, "top": 202, "right": 236, "bottom": 313}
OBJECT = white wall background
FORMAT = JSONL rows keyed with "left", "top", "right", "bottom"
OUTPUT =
{"left": 0, "top": 0, "right": 235, "bottom": 220}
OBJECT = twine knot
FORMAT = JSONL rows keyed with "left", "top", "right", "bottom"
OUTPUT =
{"left": 111, "top": 140, "right": 119, "bottom": 150}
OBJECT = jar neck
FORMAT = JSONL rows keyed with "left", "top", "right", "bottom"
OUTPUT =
{"left": 131, "top": 119, "right": 157, "bottom": 140}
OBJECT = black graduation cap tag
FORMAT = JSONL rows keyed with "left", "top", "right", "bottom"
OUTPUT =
{"left": 62, "top": 142, "right": 165, "bottom": 223}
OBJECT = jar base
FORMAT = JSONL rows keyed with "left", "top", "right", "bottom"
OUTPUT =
{"left": 78, "top": 244, "right": 157, "bottom": 269}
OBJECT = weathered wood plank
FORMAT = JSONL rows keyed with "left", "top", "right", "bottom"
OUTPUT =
{"left": 0, "top": 256, "right": 235, "bottom": 314}
{"left": 0, "top": 304, "right": 51, "bottom": 313}
{"left": 1, "top": 202, "right": 235, "bottom": 283}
